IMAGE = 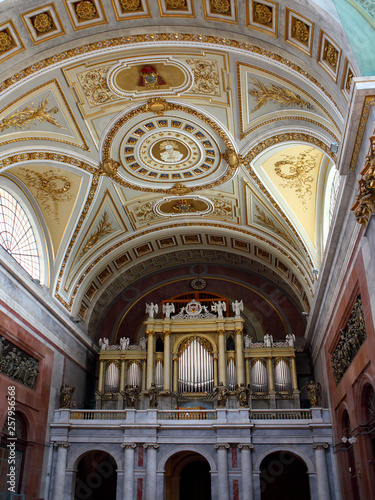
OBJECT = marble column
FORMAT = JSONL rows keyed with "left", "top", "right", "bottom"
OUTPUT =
{"left": 235, "top": 328, "right": 245, "bottom": 385}
{"left": 146, "top": 331, "right": 155, "bottom": 388}
{"left": 267, "top": 357, "right": 274, "bottom": 391}
{"left": 290, "top": 356, "right": 298, "bottom": 390}
{"left": 53, "top": 442, "right": 69, "bottom": 499}
{"left": 312, "top": 443, "right": 331, "bottom": 499}
{"left": 213, "top": 353, "right": 218, "bottom": 386}
{"left": 98, "top": 360, "right": 105, "bottom": 393}
{"left": 238, "top": 444, "right": 254, "bottom": 500}
{"left": 142, "top": 360, "right": 146, "bottom": 392}
{"left": 144, "top": 444, "right": 159, "bottom": 500}
{"left": 120, "top": 359, "right": 126, "bottom": 392}
{"left": 164, "top": 331, "right": 171, "bottom": 391}
{"left": 218, "top": 330, "right": 227, "bottom": 386}
{"left": 215, "top": 443, "right": 230, "bottom": 500}
{"left": 122, "top": 443, "right": 136, "bottom": 500}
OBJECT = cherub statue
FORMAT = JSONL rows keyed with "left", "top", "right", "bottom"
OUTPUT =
{"left": 145, "top": 302, "right": 158, "bottom": 319}
{"left": 231, "top": 300, "right": 243, "bottom": 317}
{"left": 99, "top": 337, "right": 109, "bottom": 350}
{"left": 162, "top": 302, "right": 175, "bottom": 319}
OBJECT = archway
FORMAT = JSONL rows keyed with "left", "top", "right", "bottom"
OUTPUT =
{"left": 74, "top": 450, "right": 117, "bottom": 500}
{"left": 260, "top": 451, "right": 311, "bottom": 500}
{"left": 165, "top": 450, "right": 211, "bottom": 500}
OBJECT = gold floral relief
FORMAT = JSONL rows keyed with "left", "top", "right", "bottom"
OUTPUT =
{"left": 0, "top": 31, "right": 12, "bottom": 52}
{"left": 79, "top": 211, "right": 114, "bottom": 258}
{"left": 33, "top": 13, "right": 53, "bottom": 33}
{"left": 185, "top": 59, "right": 220, "bottom": 95}
{"left": 254, "top": 3, "right": 272, "bottom": 24}
{"left": 120, "top": 0, "right": 141, "bottom": 11}
{"left": 292, "top": 20, "right": 309, "bottom": 43}
{"left": 17, "top": 168, "right": 73, "bottom": 222}
{"left": 211, "top": 0, "right": 231, "bottom": 14}
{"left": 248, "top": 78, "right": 314, "bottom": 112}
{"left": 166, "top": 0, "right": 186, "bottom": 7}
{"left": 133, "top": 201, "right": 159, "bottom": 224}
{"left": 324, "top": 42, "right": 338, "bottom": 67}
{"left": 75, "top": 1, "right": 97, "bottom": 20}
{"left": 0, "top": 98, "right": 65, "bottom": 132}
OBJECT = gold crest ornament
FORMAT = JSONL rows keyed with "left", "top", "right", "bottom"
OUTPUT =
{"left": 138, "top": 65, "right": 166, "bottom": 89}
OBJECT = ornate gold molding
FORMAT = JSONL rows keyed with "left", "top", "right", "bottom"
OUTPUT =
{"left": 351, "top": 136, "right": 375, "bottom": 226}
{"left": 0, "top": 98, "right": 64, "bottom": 132}
{"left": 350, "top": 96, "right": 375, "bottom": 171}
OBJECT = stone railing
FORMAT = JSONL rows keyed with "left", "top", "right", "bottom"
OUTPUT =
{"left": 69, "top": 410, "right": 126, "bottom": 420}
{"left": 249, "top": 409, "right": 312, "bottom": 420}
{"left": 158, "top": 410, "right": 217, "bottom": 420}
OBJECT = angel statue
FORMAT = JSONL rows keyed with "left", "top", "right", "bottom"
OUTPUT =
{"left": 286, "top": 333, "right": 296, "bottom": 347}
{"left": 99, "top": 337, "right": 109, "bottom": 350}
{"left": 145, "top": 302, "right": 158, "bottom": 319}
{"left": 232, "top": 300, "right": 243, "bottom": 317}
{"left": 213, "top": 382, "right": 229, "bottom": 408}
{"left": 120, "top": 337, "right": 130, "bottom": 350}
{"left": 305, "top": 380, "right": 321, "bottom": 407}
{"left": 211, "top": 300, "right": 226, "bottom": 318}
{"left": 264, "top": 334, "right": 273, "bottom": 347}
{"left": 235, "top": 383, "right": 250, "bottom": 408}
{"left": 162, "top": 302, "right": 175, "bottom": 319}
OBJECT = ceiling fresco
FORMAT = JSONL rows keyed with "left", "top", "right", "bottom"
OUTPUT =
{"left": 0, "top": 0, "right": 365, "bottom": 339}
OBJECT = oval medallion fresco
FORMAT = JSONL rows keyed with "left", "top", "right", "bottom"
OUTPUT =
{"left": 154, "top": 195, "right": 214, "bottom": 217}
{"left": 107, "top": 56, "right": 193, "bottom": 98}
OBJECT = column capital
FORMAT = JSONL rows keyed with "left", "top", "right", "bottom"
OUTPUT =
{"left": 217, "top": 329, "right": 226, "bottom": 336}
{"left": 234, "top": 328, "right": 243, "bottom": 335}
{"left": 312, "top": 443, "right": 329, "bottom": 450}
{"left": 146, "top": 330, "right": 155, "bottom": 337}
{"left": 163, "top": 330, "right": 171, "bottom": 336}
{"left": 53, "top": 442, "right": 70, "bottom": 449}
{"left": 214, "top": 443, "right": 230, "bottom": 450}
{"left": 121, "top": 443, "right": 137, "bottom": 450}
{"left": 238, "top": 444, "right": 254, "bottom": 451}
{"left": 143, "top": 443, "right": 159, "bottom": 450}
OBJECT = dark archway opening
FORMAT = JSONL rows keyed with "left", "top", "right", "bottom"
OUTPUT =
{"left": 260, "top": 451, "right": 311, "bottom": 500}
{"left": 165, "top": 451, "right": 211, "bottom": 500}
{"left": 74, "top": 450, "right": 117, "bottom": 500}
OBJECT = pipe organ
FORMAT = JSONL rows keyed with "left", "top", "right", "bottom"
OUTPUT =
{"left": 96, "top": 297, "right": 300, "bottom": 409}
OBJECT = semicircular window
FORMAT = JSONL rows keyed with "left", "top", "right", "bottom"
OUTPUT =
{"left": 0, "top": 188, "right": 40, "bottom": 280}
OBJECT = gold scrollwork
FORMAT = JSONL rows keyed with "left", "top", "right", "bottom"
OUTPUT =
{"left": 0, "top": 98, "right": 64, "bottom": 132}
{"left": 222, "top": 149, "right": 243, "bottom": 169}
{"left": 144, "top": 97, "right": 171, "bottom": 116}
{"left": 98, "top": 158, "right": 119, "bottom": 178}
{"left": 248, "top": 77, "right": 314, "bottom": 113}
{"left": 185, "top": 59, "right": 220, "bottom": 95}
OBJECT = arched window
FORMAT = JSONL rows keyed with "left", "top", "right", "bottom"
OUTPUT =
{"left": 0, "top": 188, "right": 40, "bottom": 280}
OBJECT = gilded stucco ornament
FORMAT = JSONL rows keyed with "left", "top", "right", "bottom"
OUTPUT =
{"left": 324, "top": 43, "right": 338, "bottom": 67}
{"left": 0, "top": 32, "right": 12, "bottom": 52}
{"left": 120, "top": 0, "right": 140, "bottom": 11}
{"left": 75, "top": 1, "right": 97, "bottom": 20}
{"left": 0, "top": 98, "right": 65, "bottom": 132}
{"left": 33, "top": 13, "right": 53, "bottom": 33}
{"left": 167, "top": 0, "right": 186, "bottom": 8}
{"left": 293, "top": 20, "right": 309, "bottom": 42}
{"left": 144, "top": 97, "right": 172, "bottom": 116}
{"left": 248, "top": 78, "right": 314, "bottom": 112}
{"left": 351, "top": 136, "right": 375, "bottom": 226}
{"left": 99, "top": 158, "right": 119, "bottom": 178}
{"left": 79, "top": 211, "right": 114, "bottom": 258}
{"left": 222, "top": 149, "right": 243, "bottom": 170}
{"left": 167, "top": 182, "right": 190, "bottom": 195}
{"left": 254, "top": 3, "right": 272, "bottom": 24}
{"left": 211, "top": 0, "right": 231, "bottom": 14}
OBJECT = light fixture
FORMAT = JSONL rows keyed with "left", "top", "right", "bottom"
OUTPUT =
{"left": 312, "top": 269, "right": 319, "bottom": 275}
{"left": 330, "top": 142, "right": 339, "bottom": 154}
{"left": 342, "top": 428, "right": 357, "bottom": 444}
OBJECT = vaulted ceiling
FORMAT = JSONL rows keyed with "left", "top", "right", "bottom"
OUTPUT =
{"left": 0, "top": 0, "right": 368, "bottom": 341}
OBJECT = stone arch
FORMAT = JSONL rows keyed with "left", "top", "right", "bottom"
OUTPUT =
{"left": 157, "top": 445, "right": 217, "bottom": 473}
{"left": 66, "top": 444, "right": 123, "bottom": 472}
{"left": 254, "top": 446, "right": 315, "bottom": 473}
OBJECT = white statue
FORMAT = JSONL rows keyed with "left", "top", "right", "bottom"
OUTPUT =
{"left": 145, "top": 302, "right": 158, "bottom": 319}
{"left": 264, "top": 334, "right": 273, "bottom": 347}
{"left": 120, "top": 337, "right": 130, "bottom": 350}
{"left": 139, "top": 337, "right": 147, "bottom": 350}
{"left": 244, "top": 335, "right": 252, "bottom": 348}
{"left": 232, "top": 300, "right": 243, "bottom": 317}
{"left": 286, "top": 333, "right": 296, "bottom": 347}
{"left": 163, "top": 302, "right": 175, "bottom": 319}
{"left": 211, "top": 300, "right": 226, "bottom": 318}
{"left": 99, "top": 337, "right": 109, "bottom": 351}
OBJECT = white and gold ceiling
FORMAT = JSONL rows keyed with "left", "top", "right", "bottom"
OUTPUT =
{"left": 0, "top": 0, "right": 362, "bottom": 336}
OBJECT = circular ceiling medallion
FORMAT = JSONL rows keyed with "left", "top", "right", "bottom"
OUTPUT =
{"left": 118, "top": 114, "right": 222, "bottom": 185}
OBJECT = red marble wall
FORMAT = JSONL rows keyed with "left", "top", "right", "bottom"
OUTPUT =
{"left": 0, "top": 300, "right": 53, "bottom": 500}
{"left": 323, "top": 251, "right": 375, "bottom": 500}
